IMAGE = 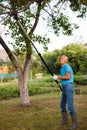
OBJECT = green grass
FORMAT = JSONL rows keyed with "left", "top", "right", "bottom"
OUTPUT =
{"left": 0, "top": 92, "right": 87, "bottom": 130}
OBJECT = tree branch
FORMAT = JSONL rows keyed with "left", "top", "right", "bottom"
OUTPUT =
{"left": 29, "top": 0, "right": 46, "bottom": 35}
{"left": 23, "top": 53, "right": 31, "bottom": 76}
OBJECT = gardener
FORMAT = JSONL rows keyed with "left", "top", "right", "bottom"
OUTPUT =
{"left": 52, "top": 55, "right": 78, "bottom": 130}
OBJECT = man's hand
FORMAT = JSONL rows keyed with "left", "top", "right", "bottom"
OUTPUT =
{"left": 52, "top": 75, "right": 58, "bottom": 80}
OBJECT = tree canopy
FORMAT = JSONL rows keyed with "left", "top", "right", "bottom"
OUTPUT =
{"left": 0, "top": 0, "right": 87, "bottom": 44}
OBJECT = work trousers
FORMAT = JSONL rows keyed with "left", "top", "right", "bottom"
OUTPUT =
{"left": 60, "top": 83, "right": 76, "bottom": 115}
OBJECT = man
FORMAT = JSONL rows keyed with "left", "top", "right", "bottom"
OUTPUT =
{"left": 52, "top": 55, "right": 78, "bottom": 130}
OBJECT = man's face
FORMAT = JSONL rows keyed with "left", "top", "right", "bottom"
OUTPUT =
{"left": 59, "top": 56, "right": 67, "bottom": 65}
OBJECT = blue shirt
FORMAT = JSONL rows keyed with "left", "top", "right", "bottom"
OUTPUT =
{"left": 60, "top": 63, "right": 73, "bottom": 85}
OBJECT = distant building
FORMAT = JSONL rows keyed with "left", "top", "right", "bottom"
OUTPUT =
{"left": 0, "top": 49, "right": 11, "bottom": 74}
{"left": 0, "top": 66, "right": 9, "bottom": 74}
{"left": 35, "top": 73, "right": 43, "bottom": 80}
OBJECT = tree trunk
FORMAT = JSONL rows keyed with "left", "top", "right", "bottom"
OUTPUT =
{"left": 17, "top": 67, "right": 31, "bottom": 106}
{"left": 17, "top": 53, "right": 31, "bottom": 106}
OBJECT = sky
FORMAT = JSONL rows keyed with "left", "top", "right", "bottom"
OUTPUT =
{"left": 0, "top": 10, "right": 87, "bottom": 53}
{"left": 34, "top": 15, "right": 87, "bottom": 53}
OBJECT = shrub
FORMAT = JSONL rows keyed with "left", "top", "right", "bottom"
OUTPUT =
{"left": 74, "top": 75, "right": 87, "bottom": 85}
{"left": 0, "top": 78, "right": 58, "bottom": 100}
{"left": 0, "top": 86, "right": 20, "bottom": 99}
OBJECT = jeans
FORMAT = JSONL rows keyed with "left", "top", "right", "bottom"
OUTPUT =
{"left": 60, "top": 83, "right": 76, "bottom": 115}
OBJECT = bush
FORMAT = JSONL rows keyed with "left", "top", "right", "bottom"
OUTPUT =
{"left": 28, "top": 78, "right": 58, "bottom": 95}
{"left": 0, "top": 77, "right": 59, "bottom": 100}
{"left": 74, "top": 75, "right": 87, "bottom": 85}
{"left": 28, "top": 86, "right": 51, "bottom": 96}
{"left": 0, "top": 86, "right": 20, "bottom": 99}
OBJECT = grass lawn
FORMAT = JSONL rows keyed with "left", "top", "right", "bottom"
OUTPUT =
{"left": 0, "top": 92, "right": 87, "bottom": 130}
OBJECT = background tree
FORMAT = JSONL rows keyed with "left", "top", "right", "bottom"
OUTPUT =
{"left": 0, "top": 0, "right": 87, "bottom": 105}
{"left": 29, "top": 52, "right": 43, "bottom": 78}
{"left": 42, "top": 43, "right": 87, "bottom": 75}
{"left": 60, "top": 43, "right": 87, "bottom": 74}
{"left": 42, "top": 50, "right": 60, "bottom": 74}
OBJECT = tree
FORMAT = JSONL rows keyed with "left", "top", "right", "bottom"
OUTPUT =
{"left": 40, "top": 43, "right": 87, "bottom": 75}
{"left": 43, "top": 50, "right": 60, "bottom": 73}
{"left": 60, "top": 43, "right": 87, "bottom": 74}
{"left": 0, "top": 0, "right": 87, "bottom": 105}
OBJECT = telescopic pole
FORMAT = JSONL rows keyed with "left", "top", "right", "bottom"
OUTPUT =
{"left": 12, "top": 12, "right": 62, "bottom": 91}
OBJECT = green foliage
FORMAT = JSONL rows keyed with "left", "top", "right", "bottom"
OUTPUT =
{"left": 4, "top": 15, "right": 33, "bottom": 54}
{"left": 74, "top": 75, "right": 87, "bottom": 85}
{"left": 40, "top": 43, "right": 87, "bottom": 75}
{"left": 32, "top": 34, "right": 50, "bottom": 51}
{"left": 0, "top": 77, "right": 58, "bottom": 100}
{"left": 29, "top": 52, "right": 43, "bottom": 74}
{"left": 0, "top": 74, "right": 87, "bottom": 100}
{"left": 48, "top": 13, "right": 76, "bottom": 36}
{"left": 1, "top": 0, "right": 87, "bottom": 51}
{"left": 42, "top": 50, "right": 60, "bottom": 73}
{"left": 69, "top": 0, "right": 87, "bottom": 17}
{"left": 0, "top": 86, "right": 20, "bottom": 99}
{"left": 10, "top": 0, "right": 33, "bottom": 9}
{"left": 60, "top": 43, "right": 87, "bottom": 74}
{"left": 28, "top": 78, "right": 58, "bottom": 96}
{"left": 29, "top": 86, "right": 51, "bottom": 95}
{"left": 1, "top": 0, "right": 50, "bottom": 54}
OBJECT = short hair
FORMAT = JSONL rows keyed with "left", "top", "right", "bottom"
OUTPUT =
{"left": 60, "top": 55, "right": 68, "bottom": 62}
